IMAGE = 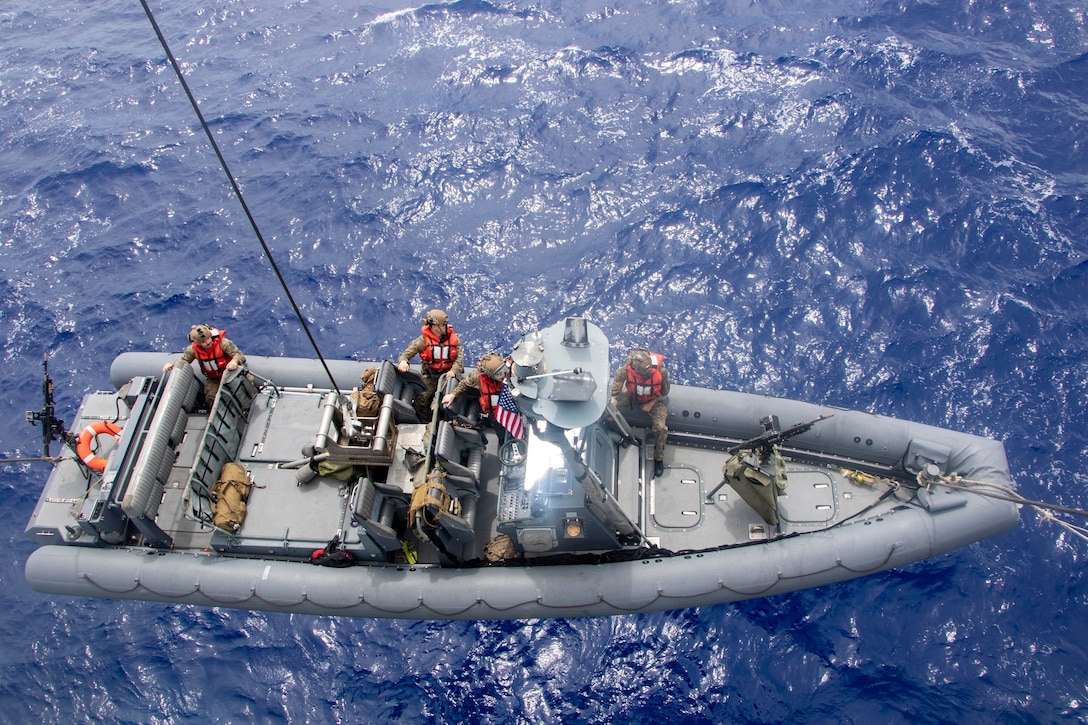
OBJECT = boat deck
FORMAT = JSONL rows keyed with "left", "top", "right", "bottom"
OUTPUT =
{"left": 23, "top": 346, "right": 1020, "bottom": 620}
{"left": 27, "top": 374, "right": 907, "bottom": 568}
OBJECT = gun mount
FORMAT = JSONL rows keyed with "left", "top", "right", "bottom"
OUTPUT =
{"left": 25, "top": 354, "right": 75, "bottom": 457}
{"left": 728, "top": 413, "right": 834, "bottom": 464}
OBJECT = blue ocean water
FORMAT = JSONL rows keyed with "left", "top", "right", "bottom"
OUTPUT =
{"left": 2, "top": 0, "right": 1087, "bottom": 721}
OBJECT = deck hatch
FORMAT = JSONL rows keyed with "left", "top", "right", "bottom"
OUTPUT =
{"left": 651, "top": 466, "right": 702, "bottom": 529}
{"left": 778, "top": 470, "right": 836, "bottom": 523}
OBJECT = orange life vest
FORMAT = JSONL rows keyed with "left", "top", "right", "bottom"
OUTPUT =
{"left": 478, "top": 371, "right": 503, "bottom": 416}
{"left": 625, "top": 352, "right": 665, "bottom": 403}
{"left": 193, "top": 329, "right": 230, "bottom": 379}
{"left": 419, "top": 324, "right": 460, "bottom": 374}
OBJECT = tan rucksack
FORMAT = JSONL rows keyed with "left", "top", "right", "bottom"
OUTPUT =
{"left": 210, "top": 461, "right": 253, "bottom": 532}
{"left": 351, "top": 366, "right": 381, "bottom": 418}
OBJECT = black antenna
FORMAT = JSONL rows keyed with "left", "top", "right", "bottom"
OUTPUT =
{"left": 139, "top": 1, "right": 342, "bottom": 396}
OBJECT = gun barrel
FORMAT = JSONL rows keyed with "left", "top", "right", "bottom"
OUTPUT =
{"left": 27, "top": 352, "right": 66, "bottom": 458}
{"left": 727, "top": 413, "right": 834, "bottom": 454}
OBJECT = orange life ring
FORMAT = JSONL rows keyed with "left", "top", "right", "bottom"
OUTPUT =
{"left": 76, "top": 421, "right": 123, "bottom": 472}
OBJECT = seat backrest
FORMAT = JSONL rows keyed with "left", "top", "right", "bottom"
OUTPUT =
{"left": 119, "top": 366, "right": 200, "bottom": 547}
{"left": 444, "top": 374, "right": 479, "bottom": 419}
{"left": 442, "top": 375, "right": 484, "bottom": 446}
{"left": 411, "top": 474, "right": 479, "bottom": 561}
{"left": 185, "top": 372, "right": 259, "bottom": 525}
{"left": 375, "top": 360, "right": 425, "bottom": 424}
{"left": 349, "top": 477, "right": 405, "bottom": 554}
{"left": 433, "top": 420, "right": 481, "bottom": 494}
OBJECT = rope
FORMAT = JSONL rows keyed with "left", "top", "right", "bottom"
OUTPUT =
{"left": 138, "top": 1, "right": 342, "bottom": 397}
{"left": 920, "top": 472, "right": 1088, "bottom": 519}
{"left": 918, "top": 471, "right": 1088, "bottom": 546}
{"left": 1036, "top": 509, "right": 1088, "bottom": 544}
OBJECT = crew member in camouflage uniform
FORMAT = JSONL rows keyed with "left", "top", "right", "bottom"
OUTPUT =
{"left": 441, "top": 352, "right": 511, "bottom": 443}
{"left": 163, "top": 323, "right": 247, "bottom": 407}
{"left": 397, "top": 309, "right": 465, "bottom": 421}
{"left": 611, "top": 348, "right": 670, "bottom": 477}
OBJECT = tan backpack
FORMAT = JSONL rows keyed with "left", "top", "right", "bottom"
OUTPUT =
{"left": 209, "top": 461, "right": 253, "bottom": 532}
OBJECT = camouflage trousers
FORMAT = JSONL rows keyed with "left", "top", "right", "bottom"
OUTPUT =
{"left": 203, "top": 378, "right": 222, "bottom": 409}
{"left": 614, "top": 392, "right": 668, "bottom": 461}
{"left": 412, "top": 371, "right": 442, "bottom": 422}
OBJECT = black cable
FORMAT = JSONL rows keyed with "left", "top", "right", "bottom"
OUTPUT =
{"left": 138, "top": 1, "right": 342, "bottom": 396}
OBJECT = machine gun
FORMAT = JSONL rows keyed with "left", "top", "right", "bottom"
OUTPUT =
{"left": 727, "top": 413, "right": 834, "bottom": 463}
{"left": 25, "top": 353, "right": 75, "bottom": 458}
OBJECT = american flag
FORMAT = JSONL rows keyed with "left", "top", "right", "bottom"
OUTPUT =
{"left": 494, "top": 382, "right": 525, "bottom": 439}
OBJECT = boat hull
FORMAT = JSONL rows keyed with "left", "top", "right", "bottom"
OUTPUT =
{"left": 24, "top": 347, "right": 1020, "bottom": 619}
{"left": 26, "top": 491, "right": 1017, "bottom": 619}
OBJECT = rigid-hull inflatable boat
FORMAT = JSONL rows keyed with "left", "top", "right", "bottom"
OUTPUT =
{"left": 24, "top": 317, "right": 1018, "bottom": 619}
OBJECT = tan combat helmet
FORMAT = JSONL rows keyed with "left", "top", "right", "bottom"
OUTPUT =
{"left": 629, "top": 350, "right": 653, "bottom": 374}
{"left": 188, "top": 324, "right": 214, "bottom": 343}
{"left": 478, "top": 353, "right": 509, "bottom": 380}
{"left": 423, "top": 309, "right": 449, "bottom": 326}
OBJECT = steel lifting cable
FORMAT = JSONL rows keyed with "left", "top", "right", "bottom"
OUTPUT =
{"left": 831, "top": 467, "right": 1088, "bottom": 542}
{"left": 139, "top": 1, "right": 342, "bottom": 396}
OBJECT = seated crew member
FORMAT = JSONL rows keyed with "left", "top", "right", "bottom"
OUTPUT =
{"left": 441, "top": 352, "right": 512, "bottom": 443}
{"left": 163, "top": 323, "right": 247, "bottom": 407}
{"left": 611, "top": 348, "right": 670, "bottom": 477}
{"left": 397, "top": 308, "right": 465, "bottom": 422}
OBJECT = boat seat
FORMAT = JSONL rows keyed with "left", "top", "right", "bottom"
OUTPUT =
{"left": 119, "top": 365, "right": 201, "bottom": 547}
{"left": 434, "top": 494, "right": 478, "bottom": 549}
{"left": 184, "top": 371, "right": 259, "bottom": 525}
{"left": 348, "top": 477, "right": 407, "bottom": 554}
{"left": 375, "top": 360, "right": 426, "bottom": 424}
{"left": 433, "top": 420, "right": 482, "bottom": 495}
{"left": 415, "top": 474, "right": 479, "bottom": 559}
{"left": 442, "top": 375, "right": 484, "bottom": 447}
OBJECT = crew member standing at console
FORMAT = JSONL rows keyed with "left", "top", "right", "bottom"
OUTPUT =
{"left": 611, "top": 348, "right": 670, "bottom": 477}
{"left": 163, "top": 323, "right": 247, "bottom": 408}
{"left": 397, "top": 309, "right": 465, "bottom": 421}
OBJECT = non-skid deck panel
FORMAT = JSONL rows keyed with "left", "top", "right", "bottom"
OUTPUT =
{"left": 239, "top": 392, "right": 326, "bottom": 463}
{"left": 209, "top": 464, "right": 350, "bottom": 557}
{"left": 77, "top": 391, "right": 130, "bottom": 422}
{"left": 160, "top": 416, "right": 216, "bottom": 545}
{"left": 651, "top": 443, "right": 768, "bottom": 550}
{"left": 157, "top": 469, "right": 215, "bottom": 549}
{"left": 651, "top": 465, "right": 703, "bottom": 529}
{"left": 778, "top": 469, "right": 837, "bottom": 525}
